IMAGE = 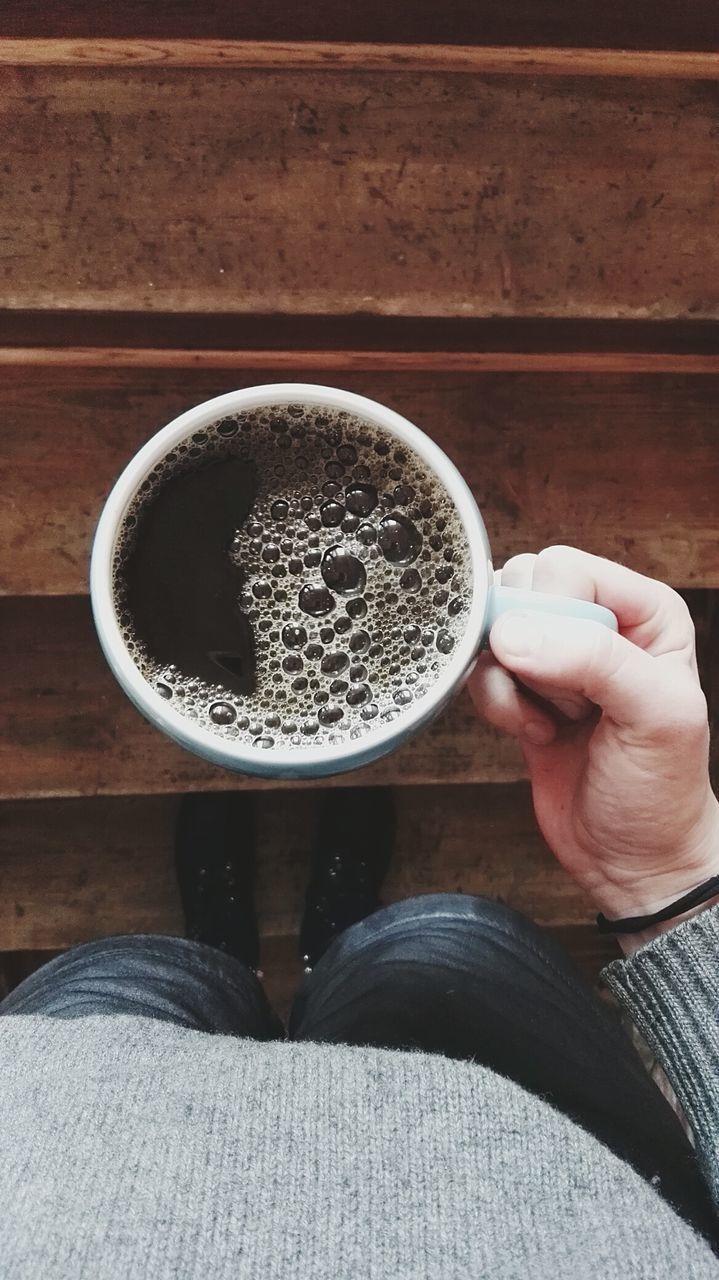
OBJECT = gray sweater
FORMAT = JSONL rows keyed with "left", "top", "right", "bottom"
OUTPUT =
{"left": 1, "top": 909, "right": 718, "bottom": 1279}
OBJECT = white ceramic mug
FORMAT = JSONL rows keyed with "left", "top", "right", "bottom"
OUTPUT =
{"left": 90, "top": 383, "right": 616, "bottom": 780}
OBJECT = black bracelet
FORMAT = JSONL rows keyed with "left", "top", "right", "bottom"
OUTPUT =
{"left": 596, "top": 874, "right": 719, "bottom": 935}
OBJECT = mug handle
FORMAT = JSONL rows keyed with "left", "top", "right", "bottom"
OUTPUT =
{"left": 483, "top": 583, "right": 618, "bottom": 646}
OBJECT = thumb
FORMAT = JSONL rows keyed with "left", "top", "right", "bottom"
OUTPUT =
{"left": 490, "top": 610, "right": 681, "bottom": 733}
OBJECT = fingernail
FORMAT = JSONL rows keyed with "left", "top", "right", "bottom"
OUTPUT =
{"left": 524, "top": 719, "right": 555, "bottom": 745}
{"left": 494, "top": 614, "right": 544, "bottom": 658}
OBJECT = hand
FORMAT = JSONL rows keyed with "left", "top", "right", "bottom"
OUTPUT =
{"left": 469, "top": 547, "right": 719, "bottom": 949}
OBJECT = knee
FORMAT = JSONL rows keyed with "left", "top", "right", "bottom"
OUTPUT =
{"left": 330, "top": 893, "right": 539, "bottom": 964}
{"left": 371, "top": 893, "right": 534, "bottom": 932}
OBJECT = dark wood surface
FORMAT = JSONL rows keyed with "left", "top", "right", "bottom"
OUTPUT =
{"left": 3, "top": 314, "right": 719, "bottom": 355}
{"left": 0, "top": 780, "right": 622, "bottom": 1006}
{"left": 0, "top": 597, "right": 522, "bottom": 800}
{"left": 2, "top": 69, "right": 718, "bottom": 319}
{"left": 0, "top": 783, "right": 604, "bottom": 945}
{"left": 0, "top": 17, "right": 716, "bottom": 998}
{"left": 1, "top": 591, "right": 715, "bottom": 802}
{"left": 2, "top": 0, "right": 716, "bottom": 53}
{"left": 3, "top": 367, "right": 718, "bottom": 597}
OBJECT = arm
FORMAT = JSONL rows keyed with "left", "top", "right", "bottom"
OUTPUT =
{"left": 469, "top": 545, "right": 719, "bottom": 1210}
{"left": 604, "top": 907, "right": 719, "bottom": 1209}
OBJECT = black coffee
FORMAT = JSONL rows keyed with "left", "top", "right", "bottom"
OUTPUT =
{"left": 113, "top": 403, "right": 472, "bottom": 750}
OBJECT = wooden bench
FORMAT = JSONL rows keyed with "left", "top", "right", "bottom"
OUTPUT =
{"left": 2, "top": 1, "right": 718, "bottom": 1001}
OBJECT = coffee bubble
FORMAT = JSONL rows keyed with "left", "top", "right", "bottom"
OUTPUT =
{"left": 299, "top": 585, "right": 335, "bottom": 617}
{"left": 378, "top": 513, "right": 422, "bottom": 565}
{"left": 349, "top": 630, "right": 370, "bottom": 654}
{"left": 321, "top": 651, "right": 348, "bottom": 676}
{"left": 356, "top": 523, "right": 377, "bottom": 546}
{"left": 318, "top": 703, "right": 343, "bottom": 726}
{"left": 115, "top": 401, "right": 471, "bottom": 754}
{"left": 282, "top": 623, "right": 307, "bottom": 649}
{"left": 321, "top": 546, "right": 366, "bottom": 596}
{"left": 320, "top": 500, "right": 345, "bottom": 528}
{"left": 399, "top": 568, "right": 422, "bottom": 592}
{"left": 347, "top": 683, "right": 371, "bottom": 707}
{"left": 345, "top": 482, "right": 378, "bottom": 516}
{"left": 209, "top": 701, "right": 236, "bottom": 724}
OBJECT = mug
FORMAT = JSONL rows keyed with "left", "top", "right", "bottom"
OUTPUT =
{"left": 90, "top": 383, "right": 616, "bottom": 780}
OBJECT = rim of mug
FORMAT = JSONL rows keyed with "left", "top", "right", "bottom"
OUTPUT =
{"left": 90, "top": 383, "right": 491, "bottom": 778}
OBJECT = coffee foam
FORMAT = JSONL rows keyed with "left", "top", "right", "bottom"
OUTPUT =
{"left": 113, "top": 404, "right": 472, "bottom": 751}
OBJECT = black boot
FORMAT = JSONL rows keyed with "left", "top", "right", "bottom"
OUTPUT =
{"left": 175, "top": 792, "right": 260, "bottom": 970}
{"left": 299, "top": 788, "right": 395, "bottom": 968}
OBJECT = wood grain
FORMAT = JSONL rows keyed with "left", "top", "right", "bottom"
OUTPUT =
{"left": 2, "top": 41, "right": 718, "bottom": 80}
{"left": 0, "top": 597, "right": 523, "bottom": 800}
{"left": 0, "top": 784, "right": 595, "bottom": 951}
{"left": 0, "top": 796, "right": 184, "bottom": 950}
{"left": 3, "top": 367, "right": 718, "bottom": 597}
{"left": 3, "top": 312, "right": 719, "bottom": 355}
{"left": 0, "top": 590, "right": 713, "bottom": 803}
{"left": 2, "top": 69, "right": 718, "bottom": 319}
{"left": 4, "top": 347, "right": 719, "bottom": 374}
{"left": 1, "top": 0, "right": 716, "bottom": 54}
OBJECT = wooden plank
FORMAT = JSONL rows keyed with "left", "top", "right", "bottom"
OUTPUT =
{"left": 2, "top": 589, "right": 712, "bottom": 801}
{"left": 1, "top": 0, "right": 716, "bottom": 54}
{"left": 0, "top": 784, "right": 594, "bottom": 950}
{"left": 0, "top": 597, "right": 522, "bottom": 800}
{"left": 2, "top": 70, "right": 718, "bottom": 319}
{"left": 0, "top": 787, "right": 619, "bottom": 1002}
{"left": 0, "top": 796, "right": 184, "bottom": 950}
{"left": 4, "top": 348, "right": 719, "bottom": 374}
{"left": 3, "top": 313, "right": 719, "bottom": 355}
{"left": 2, "top": 589, "right": 713, "bottom": 801}
{"left": 3, "top": 367, "right": 719, "bottom": 597}
{"left": 2, "top": 41, "right": 718, "bottom": 80}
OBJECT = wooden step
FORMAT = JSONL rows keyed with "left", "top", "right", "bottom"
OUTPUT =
{"left": 0, "top": 596, "right": 522, "bottom": 799}
{"left": 3, "top": 42, "right": 719, "bottom": 81}
{"left": 0, "top": 769, "right": 623, "bottom": 1003}
{"left": 2, "top": 68, "right": 717, "bottom": 319}
{"left": 4, "top": 366, "right": 719, "bottom": 597}
{"left": 0, "top": 786, "right": 618, "bottom": 977}
{"left": 2, "top": 0, "right": 716, "bottom": 55}
{"left": 3, "top": 313, "right": 719, "bottom": 358}
{"left": 1, "top": 590, "right": 715, "bottom": 802}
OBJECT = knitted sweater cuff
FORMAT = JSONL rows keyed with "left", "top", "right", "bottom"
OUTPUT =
{"left": 602, "top": 904, "right": 719, "bottom": 1202}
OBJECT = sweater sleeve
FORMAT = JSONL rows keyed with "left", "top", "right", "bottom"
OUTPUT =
{"left": 602, "top": 905, "right": 719, "bottom": 1213}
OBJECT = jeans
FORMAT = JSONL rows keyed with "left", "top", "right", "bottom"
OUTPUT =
{"left": 2, "top": 894, "right": 715, "bottom": 1243}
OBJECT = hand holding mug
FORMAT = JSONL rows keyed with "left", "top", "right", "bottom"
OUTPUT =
{"left": 470, "top": 546, "right": 719, "bottom": 949}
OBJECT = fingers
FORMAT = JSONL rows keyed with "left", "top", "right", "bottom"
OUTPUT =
{"left": 499, "top": 553, "right": 536, "bottom": 589}
{"left": 468, "top": 651, "right": 557, "bottom": 746}
{"left": 497, "top": 552, "right": 592, "bottom": 721}
{"left": 490, "top": 609, "right": 708, "bottom": 737}
{"left": 528, "top": 546, "right": 695, "bottom": 660}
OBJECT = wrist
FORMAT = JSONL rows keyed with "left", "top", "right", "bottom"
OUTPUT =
{"left": 592, "top": 792, "right": 719, "bottom": 938}
{"left": 618, "top": 891, "right": 719, "bottom": 955}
